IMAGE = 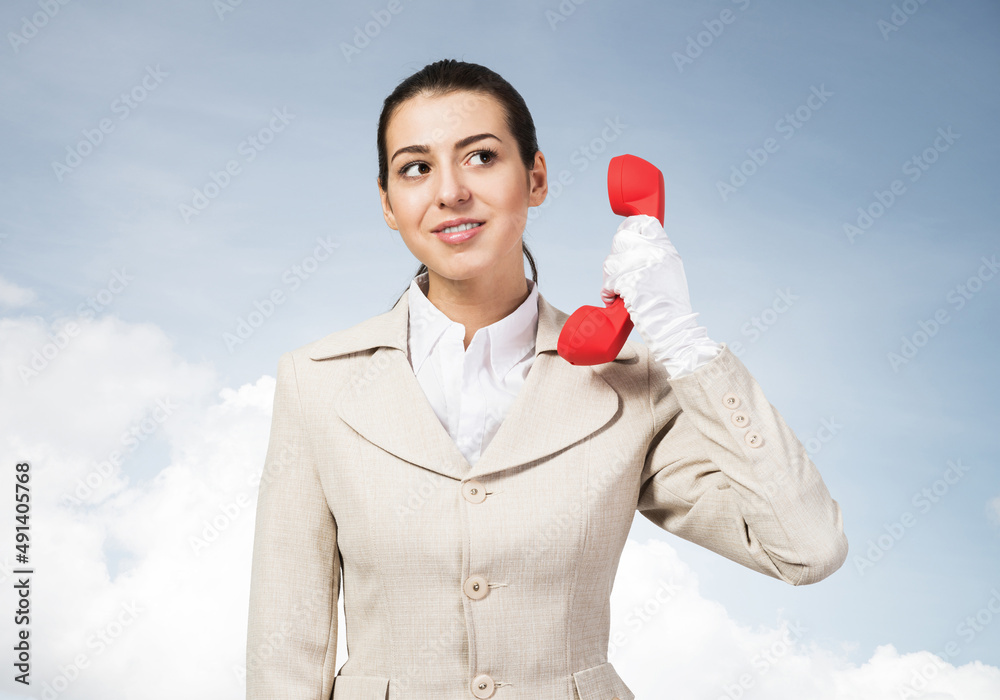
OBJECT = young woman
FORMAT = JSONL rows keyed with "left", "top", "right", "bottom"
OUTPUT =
{"left": 246, "top": 59, "right": 847, "bottom": 700}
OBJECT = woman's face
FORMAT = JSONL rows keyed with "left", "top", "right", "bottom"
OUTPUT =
{"left": 378, "top": 90, "right": 546, "bottom": 286}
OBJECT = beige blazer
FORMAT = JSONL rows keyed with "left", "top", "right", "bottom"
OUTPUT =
{"left": 246, "top": 285, "right": 847, "bottom": 700}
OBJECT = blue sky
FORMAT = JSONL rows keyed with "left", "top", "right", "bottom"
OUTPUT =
{"left": 1, "top": 0, "right": 998, "bottom": 697}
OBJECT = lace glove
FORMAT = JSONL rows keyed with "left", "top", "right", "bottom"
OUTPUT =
{"left": 600, "top": 215, "right": 723, "bottom": 379}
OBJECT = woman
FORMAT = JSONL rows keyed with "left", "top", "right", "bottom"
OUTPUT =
{"left": 246, "top": 59, "right": 847, "bottom": 700}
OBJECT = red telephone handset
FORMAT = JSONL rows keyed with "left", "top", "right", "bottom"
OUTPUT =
{"left": 557, "top": 154, "right": 665, "bottom": 366}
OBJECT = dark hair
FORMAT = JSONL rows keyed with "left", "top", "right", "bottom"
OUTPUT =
{"left": 378, "top": 59, "right": 540, "bottom": 309}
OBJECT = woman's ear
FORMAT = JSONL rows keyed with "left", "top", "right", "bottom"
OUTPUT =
{"left": 528, "top": 151, "right": 548, "bottom": 208}
{"left": 378, "top": 177, "right": 398, "bottom": 231}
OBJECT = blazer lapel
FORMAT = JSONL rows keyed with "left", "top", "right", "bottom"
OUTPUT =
{"left": 308, "top": 285, "right": 637, "bottom": 481}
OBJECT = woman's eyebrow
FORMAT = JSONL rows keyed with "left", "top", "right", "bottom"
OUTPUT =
{"left": 391, "top": 133, "right": 501, "bottom": 164}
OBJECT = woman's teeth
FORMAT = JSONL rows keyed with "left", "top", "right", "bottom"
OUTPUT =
{"left": 441, "top": 222, "right": 481, "bottom": 234}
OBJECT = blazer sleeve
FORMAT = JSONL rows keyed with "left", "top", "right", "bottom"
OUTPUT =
{"left": 246, "top": 352, "right": 340, "bottom": 699}
{"left": 636, "top": 342, "right": 848, "bottom": 586}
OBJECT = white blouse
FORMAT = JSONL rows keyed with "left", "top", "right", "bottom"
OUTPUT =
{"left": 406, "top": 271, "right": 723, "bottom": 466}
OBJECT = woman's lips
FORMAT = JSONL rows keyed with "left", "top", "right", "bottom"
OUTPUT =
{"left": 433, "top": 222, "right": 484, "bottom": 244}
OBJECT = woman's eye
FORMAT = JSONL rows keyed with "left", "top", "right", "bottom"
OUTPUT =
{"left": 399, "top": 150, "right": 495, "bottom": 179}
{"left": 401, "top": 162, "right": 429, "bottom": 178}
{"left": 470, "top": 150, "right": 496, "bottom": 165}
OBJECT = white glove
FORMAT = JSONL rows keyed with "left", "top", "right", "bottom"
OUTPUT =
{"left": 600, "top": 215, "right": 723, "bottom": 379}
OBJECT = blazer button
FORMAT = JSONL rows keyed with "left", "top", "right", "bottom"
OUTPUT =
{"left": 462, "top": 479, "right": 487, "bottom": 504}
{"left": 464, "top": 575, "right": 490, "bottom": 600}
{"left": 731, "top": 411, "right": 749, "bottom": 428}
{"left": 471, "top": 673, "right": 495, "bottom": 698}
{"left": 744, "top": 431, "right": 763, "bottom": 448}
{"left": 722, "top": 392, "right": 741, "bottom": 410}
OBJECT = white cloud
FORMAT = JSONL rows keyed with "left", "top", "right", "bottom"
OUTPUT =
{"left": 1, "top": 310, "right": 998, "bottom": 699}
{"left": 611, "top": 538, "right": 1000, "bottom": 699}
{"left": 0, "top": 276, "right": 35, "bottom": 309}
{"left": 0, "top": 310, "right": 263, "bottom": 698}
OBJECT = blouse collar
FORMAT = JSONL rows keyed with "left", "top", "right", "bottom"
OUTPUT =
{"left": 407, "top": 271, "right": 539, "bottom": 380}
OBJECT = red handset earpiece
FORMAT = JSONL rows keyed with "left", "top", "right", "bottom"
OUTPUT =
{"left": 557, "top": 154, "right": 665, "bottom": 366}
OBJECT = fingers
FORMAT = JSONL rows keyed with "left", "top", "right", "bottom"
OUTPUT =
{"left": 612, "top": 215, "right": 678, "bottom": 256}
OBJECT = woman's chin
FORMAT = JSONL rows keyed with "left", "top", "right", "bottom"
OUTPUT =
{"left": 427, "top": 260, "right": 498, "bottom": 282}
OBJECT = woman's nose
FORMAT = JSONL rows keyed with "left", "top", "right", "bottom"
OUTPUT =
{"left": 435, "top": 164, "right": 470, "bottom": 206}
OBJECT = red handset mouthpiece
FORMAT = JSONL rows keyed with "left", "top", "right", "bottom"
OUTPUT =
{"left": 557, "top": 154, "right": 665, "bottom": 366}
